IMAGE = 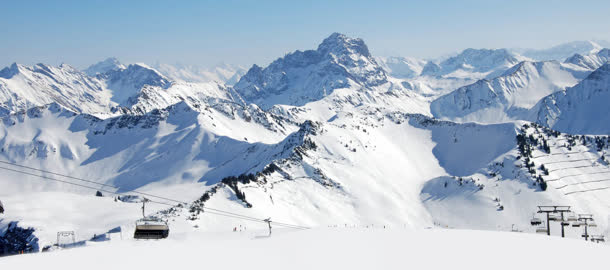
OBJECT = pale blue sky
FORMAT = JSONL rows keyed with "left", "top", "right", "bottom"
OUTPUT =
{"left": 2, "top": 0, "right": 610, "bottom": 69}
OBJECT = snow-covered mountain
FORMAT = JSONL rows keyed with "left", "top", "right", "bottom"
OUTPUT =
{"left": 564, "top": 48, "right": 610, "bottom": 70}
{"left": 514, "top": 40, "right": 608, "bottom": 61}
{"left": 0, "top": 63, "right": 115, "bottom": 117}
{"left": 531, "top": 62, "right": 610, "bottom": 134}
{"left": 3, "top": 33, "right": 610, "bottom": 256}
{"left": 233, "top": 33, "right": 388, "bottom": 109}
{"left": 152, "top": 63, "right": 246, "bottom": 85}
{"left": 98, "top": 63, "right": 172, "bottom": 105}
{"left": 83, "top": 57, "right": 125, "bottom": 76}
{"left": 430, "top": 60, "right": 589, "bottom": 123}
{"left": 421, "top": 48, "right": 523, "bottom": 79}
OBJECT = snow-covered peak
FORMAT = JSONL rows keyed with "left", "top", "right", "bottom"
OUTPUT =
{"left": 564, "top": 48, "right": 610, "bottom": 70}
{"left": 84, "top": 57, "right": 126, "bottom": 76}
{"left": 431, "top": 60, "right": 585, "bottom": 123}
{"left": 421, "top": 48, "right": 522, "bottom": 79}
{"left": 531, "top": 62, "right": 610, "bottom": 134}
{"left": 102, "top": 64, "right": 172, "bottom": 105}
{"left": 317, "top": 32, "right": 372, "bottom": 58}
{"left": 0, "top": 63, "right": 23, "bottom": 79}
{"left": 233, "top": 33, "right": 387, "bottom": 109}
{"left": 0, "top": 62, "right": 116, "bottom": 117}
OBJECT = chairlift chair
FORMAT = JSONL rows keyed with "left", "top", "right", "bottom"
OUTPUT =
{"left": 561, "top": 221, "right": 570, "bottom": 226}
{"left": 572, "top": 221, "right": 582, "bottom": 227}
{"left": 530, "top": 216, "right": 542, "bottom": 226}
{"left": 588, "top": 222, "right": 597, "bottom": 228}
{"left": 567, "top": 215, "right": 577, "bottom": 222}
{"left": 134, "top": 218, "right": 170, "bottom": 239}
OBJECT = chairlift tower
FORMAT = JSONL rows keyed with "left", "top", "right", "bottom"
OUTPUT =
{"left": 576, "top": 214, "right": 595, "bottom": 241}
{"left": 536, "top": 206, "right": 571, "bottom": 237}
{"left": 141, "top": 197, "right": 150, "bottom": 218}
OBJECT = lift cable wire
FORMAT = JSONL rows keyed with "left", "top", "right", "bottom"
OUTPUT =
{"left": 0, "top": 163, "right": 309, "bottom": 230}
{"left": 0, "top": 160, "right": 309, "bottom": 228}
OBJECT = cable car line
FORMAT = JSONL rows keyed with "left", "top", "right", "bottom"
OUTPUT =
{"left": 0, "top": 163, "right": 309, "bottom": 230}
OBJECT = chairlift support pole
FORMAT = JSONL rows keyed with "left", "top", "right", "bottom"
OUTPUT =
{"left": 578, "top": 214, "right": 594, "bottom": 241}
{"left": 536, "top": 206, "right": 571, "bottom": 237}
{"left": 141, "top": 198, "right": 150, "bottom": 218}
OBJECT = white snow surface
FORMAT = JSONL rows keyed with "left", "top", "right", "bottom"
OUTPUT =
{"left": 1, "top": 228, "right": 608, "bottom": 270}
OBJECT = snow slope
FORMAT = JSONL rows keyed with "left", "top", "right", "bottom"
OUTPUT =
{"left": 531, "top": 62, "right": 610, "bottom": 134}
{"left": 422, "top": 123, "right": 610, "bottom": 235}
{"left": 431, "top": 61, "right": 588, "bottom": 123}
{"left": 0, "top": 63, "right": 115, "bottom": 117}
{"left": 1, "top": 228, "right": 608, "bottom": 270}
{"left": 564, "top": 48, "right": 610, "bottom": 70}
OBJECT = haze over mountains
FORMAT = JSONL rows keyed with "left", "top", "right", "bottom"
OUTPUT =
{"left": 2, "top": 33, "right": 610, "bottom": 255}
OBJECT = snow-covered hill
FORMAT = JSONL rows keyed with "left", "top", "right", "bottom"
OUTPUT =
{"left": 531, "top": 62, "right": 610, "bottom": 134}
{"left": 430, "top": 61, "right": 589, "bottom": 123}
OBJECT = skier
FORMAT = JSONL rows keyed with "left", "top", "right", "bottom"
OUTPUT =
{"left": 0, "top": 199, "right": 4, "bottom": 214}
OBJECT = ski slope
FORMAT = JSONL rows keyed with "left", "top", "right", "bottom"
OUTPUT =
{"left": 1, "top": 228, "right": 608, "bottom": 270}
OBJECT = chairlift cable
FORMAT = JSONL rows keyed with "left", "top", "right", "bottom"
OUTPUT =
{"left": 0, "top": 163, "right": 310, "bottom": 229}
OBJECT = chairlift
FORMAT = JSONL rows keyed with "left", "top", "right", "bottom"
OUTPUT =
{"left": 134, "top": 218, "right": 170, "bottom": 239}
{"left": 572, "top": 221, "right": 582, "bottom": 227}
{"left": 561, "top": 221, "right": 570, "bottom": 226}
{"left": 588, "top": 222, "right": 597, "bottom": 228}
{"left": 548, "top": 214, "right": 561, "bottom": 221}
{"left": 567, "top": 214, "right": 577, "bottom": 222}
{"left": 530, "top": 215, "right": 542, "bottom": 226}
